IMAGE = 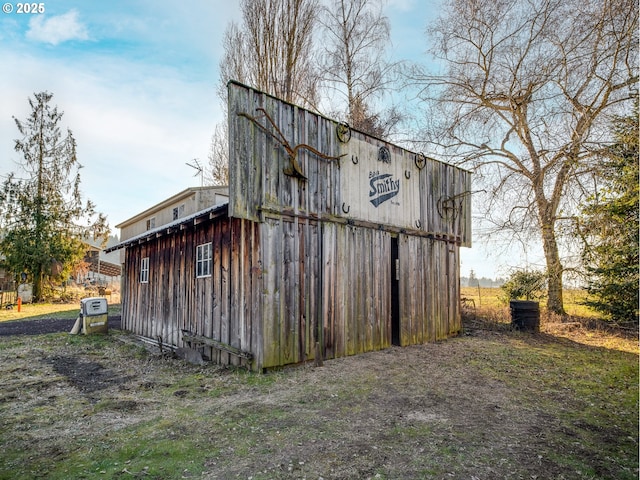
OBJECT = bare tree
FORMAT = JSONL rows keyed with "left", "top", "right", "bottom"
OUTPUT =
{"left": 219, "top": 0, "right": 320, "bottom": 108}
{"left": 210, "top": 0, "right": 321, "bottom": 187}
{"left": 216, "top": 21, "right": 247, "bottom": 109}
{"left": 206, "top": 123, "right": 229, "bottom": 186}
{"left": 318, "top": 0, "right": 401, "bottom": 138}
{"left": 412, "top": 0, "right": 638, "bottom": 313}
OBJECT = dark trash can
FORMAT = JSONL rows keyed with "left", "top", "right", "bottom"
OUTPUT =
{"left": 510, "top": 300, "right": 540, "bottom": 332}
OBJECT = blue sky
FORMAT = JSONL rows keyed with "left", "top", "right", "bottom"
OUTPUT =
{"left": 1, "top": 0, "right": 235, "bottom": 222}
{"left": 0, "top": 0, "right": 523, "bottom": 278}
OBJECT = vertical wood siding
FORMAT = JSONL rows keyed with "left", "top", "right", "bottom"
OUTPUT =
{"left": 120, "top": 82, "right": 467, "bottom": 370}
{"left": 121, "top": 212, "right": 461, "bottom": 370}
{"left": 258, "top": 219, "right": 460, "bottom": 369}
{"left": 259, "top": 219, "right": 392, "bottom": 368}
{"left": 122, "top": 216, "right": 260, "bottom": 368}
{"left": 228, "top": 80, "right": 471, "bottom": 246}
{"left": 397, "top": 234, "right": 461, "bottom": 345}
{"left": 228, "top": 83, "right": 341, "bottom": 224}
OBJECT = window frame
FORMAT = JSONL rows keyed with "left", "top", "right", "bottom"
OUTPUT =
{"left": 172, "top": 204, "right": 185, "bottom": 221}
{"left": 140, "top": 257, "right": 149, "bottom": 283}
{"left": 195, "top": 242, "right": 212, "bottom": 278}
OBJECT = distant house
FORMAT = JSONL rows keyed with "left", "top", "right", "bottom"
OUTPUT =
{"left": 0, "top": 267, "right": 12, "bottom": 292}
{"left": 108, "top": 82, "right": 471, "bottom": 371}
{"left": 78, "top": 245, "right": 122, "bottom": 285}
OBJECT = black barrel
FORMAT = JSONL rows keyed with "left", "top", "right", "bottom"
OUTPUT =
{"left": 510, "top": 300, "right": 540, "bottom": 332}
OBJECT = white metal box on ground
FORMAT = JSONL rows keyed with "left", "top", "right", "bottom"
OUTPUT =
{"left": 80, "top": 297, "right": 108, "bottom": 334}
{"left": 17, "top": 283, "right": 33, "bottom": 303}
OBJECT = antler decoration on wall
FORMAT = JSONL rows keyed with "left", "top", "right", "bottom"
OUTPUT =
{"left": 238, "top": 108, "right": 346, "bottom": 180}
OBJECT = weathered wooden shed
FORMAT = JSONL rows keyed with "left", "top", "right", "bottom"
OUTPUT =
{"left": 112, "top": 81, "right": 471, "bottom": 371}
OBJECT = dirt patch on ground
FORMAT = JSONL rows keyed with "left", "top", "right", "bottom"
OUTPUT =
{"left": 45, "top": 355, "right": 132, "bottom": 399}
{"left": 0, "top": 317, "right": 637, "bottom": 479}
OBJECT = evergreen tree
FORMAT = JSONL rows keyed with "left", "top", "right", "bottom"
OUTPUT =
{"left": 580, "top": 104, "right": 639, "bottom": 324}
{"left": 0, "top": 92, "right": 108, "bottom": 302}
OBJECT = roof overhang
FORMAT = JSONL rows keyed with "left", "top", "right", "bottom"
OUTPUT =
{"left": 106, "top": 202, "right": 229, "bottom": 253}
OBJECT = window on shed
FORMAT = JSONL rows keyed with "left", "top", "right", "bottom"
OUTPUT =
{"left": 196, "top": 243, "right": 212, "bottom": 278}
{"left": 140, "top": 257, "right": 149, "bottom": 283}
{"left": 146, "top": 217, "right": 156, "bottom": 230}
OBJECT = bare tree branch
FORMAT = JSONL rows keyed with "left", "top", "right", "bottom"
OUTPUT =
{"left": 410, "top": 0, "right": 638, "bottom": 313}
{"left": 317, "top": 0, "right": 402, "bottom": 138}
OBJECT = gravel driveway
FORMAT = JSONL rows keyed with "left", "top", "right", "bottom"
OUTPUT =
{"left": 0, "top": 315, "right": 121, "bottom": 336}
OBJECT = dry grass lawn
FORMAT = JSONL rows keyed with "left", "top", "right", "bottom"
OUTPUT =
{"left": 0, "top": 292, "right": 637, "bottom": 479}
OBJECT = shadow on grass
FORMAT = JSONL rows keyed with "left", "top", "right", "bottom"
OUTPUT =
{"left": 462, "top": 305, "right": 639, "bottom": 354}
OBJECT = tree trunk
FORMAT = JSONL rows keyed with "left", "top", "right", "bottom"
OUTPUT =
{"left": 32, "top": 266, "right": 43, "bottom": 303}
{"left": 535, "top": 168, "right": 566, "bottom": 315}
{"left": 34, "top": 102, "right": 45, "bottom": 303}
{"left": 540, "top": 221, "right": 565, "bottom": 315}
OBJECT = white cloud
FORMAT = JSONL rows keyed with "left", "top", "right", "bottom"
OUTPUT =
{"left": 1, "top": 3, "right": 238, "bottom": 232}
{"left": 0, "top": 49, "right": 221, "bottom": 229}
{"left": 26, "top": 9, "right": 89, "bottom": 45}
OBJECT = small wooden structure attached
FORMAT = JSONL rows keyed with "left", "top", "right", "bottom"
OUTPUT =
{"left": 111, "top": 81, "right": 471, "bottom": 371}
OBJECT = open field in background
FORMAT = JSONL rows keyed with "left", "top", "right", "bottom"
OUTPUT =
{"left": 460, "top": 288, "right": 638, "bottom": 354}
{"left": 461, "top": 287, "right": 598, "bottom": 317}
{"left": 0, "top": 292, "right": 637, "bottom": 479}
{"left": 0, "top": 287, "right": 634, "bottom": 354}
